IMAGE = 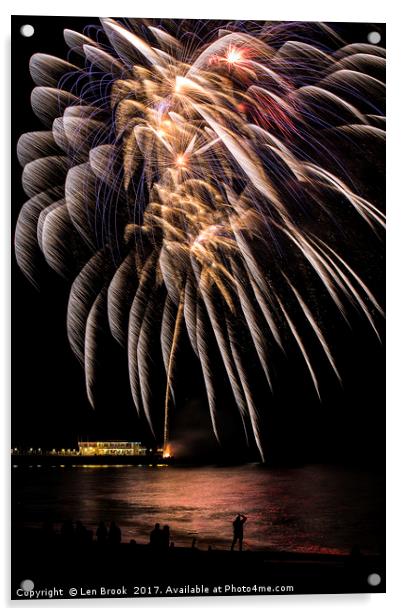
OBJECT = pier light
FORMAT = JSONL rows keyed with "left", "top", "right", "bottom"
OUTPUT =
{"left": 162, "top": 445, "right": 172, "bottom": 459}
{"left": 77, "top": 441, "right": 147, "bottom": 456}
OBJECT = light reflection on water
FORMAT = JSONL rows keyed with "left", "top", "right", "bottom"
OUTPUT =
{"left": 14, "top": 464, "right": 383, "bottom": 554}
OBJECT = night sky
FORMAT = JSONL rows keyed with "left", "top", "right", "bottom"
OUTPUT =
{"left": 11, "top": 16, "right": 385, "bottom": 464}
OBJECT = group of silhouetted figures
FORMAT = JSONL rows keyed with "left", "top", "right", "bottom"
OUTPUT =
{"left": 37, "top": 513, "right": 248, "bottom": 551}
{"left": 56, "top": 519, "right": 122, "bottom": 546}
{"left": 23, "top": 514, "right": 371, "bottom": 578}
{"left": 149, "top": 523, "right": 173, "bottom": 550}
{"left": 95, "top": 520, "right": 122, "bottom": 544}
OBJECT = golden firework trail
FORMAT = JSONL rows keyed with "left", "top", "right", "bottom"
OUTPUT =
{"left": 15, "top": 19, "right": 385, "bottom": 461}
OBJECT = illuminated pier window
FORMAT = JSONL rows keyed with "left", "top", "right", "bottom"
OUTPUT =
{"left": 78, "top": 441, "right": 147, "bottom": 456}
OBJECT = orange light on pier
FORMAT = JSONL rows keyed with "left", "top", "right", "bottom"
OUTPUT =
{"left": 162, "top": 445, "right": 172, "bottom": 459}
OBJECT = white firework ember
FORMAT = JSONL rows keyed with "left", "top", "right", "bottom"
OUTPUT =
{"left": 15, "top": 19, "right": 385, "bottom": 461}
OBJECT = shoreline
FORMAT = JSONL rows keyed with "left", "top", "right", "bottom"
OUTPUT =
{"left": 11, "top": 455, "right": 386, "bottom": 469}
{"left": 12, "top": 527, "right": 385, "bottom": 597}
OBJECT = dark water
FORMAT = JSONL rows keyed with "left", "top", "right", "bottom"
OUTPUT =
{"left": 13, "top": 464, "right": 384, "bottom": 555}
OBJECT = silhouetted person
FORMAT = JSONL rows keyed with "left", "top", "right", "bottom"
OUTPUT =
{"left": 162, "top": 525, "right": 170, "bottom": 550}
{"left": 75, "top": 521, "right": 89, "bottom": 545}
{"left": 96, "top": 521, "right": 108, "bottom": 543}
{"left": 109, "top": 521, "right": 121, "bottom": 544}
{"left": 231, "top": 514, "right": 247, "bottom": 551}
{"left": 150, "top": 523, "right": 162, "bottom": 549}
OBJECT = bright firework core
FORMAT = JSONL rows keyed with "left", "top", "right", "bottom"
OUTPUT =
{"left": 175, "top": 154, "right": 187, "bottom": 167}
{"left": 226, "top": 47, "right": 243, "bottom": 64}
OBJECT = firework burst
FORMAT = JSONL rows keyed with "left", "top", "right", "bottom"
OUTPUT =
{"left": 16, "top": 19, "right": 385, "bottom": 461}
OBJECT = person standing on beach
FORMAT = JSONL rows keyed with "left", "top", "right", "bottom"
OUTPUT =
{"left": 150, "top": 523, "right": 162, "bottom": 549}
{"left": 96, "top": 521, "right": 108, "bottom": 543}
{"left": 231, "top": 514, "right": 247, "bottom": 551}
{"left": 108, "top": 520, "right": 122, "bottom": 544}
{"left": 162, "top": 525, "right": 170, "bottom": 550}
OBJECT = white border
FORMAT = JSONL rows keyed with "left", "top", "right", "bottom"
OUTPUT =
{"left": 2, "top": 1, "right": 402, "bottom": 614}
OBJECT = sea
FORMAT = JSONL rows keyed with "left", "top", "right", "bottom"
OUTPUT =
{"left": 13, "top": 463, "right": 384, "bottom": 555}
